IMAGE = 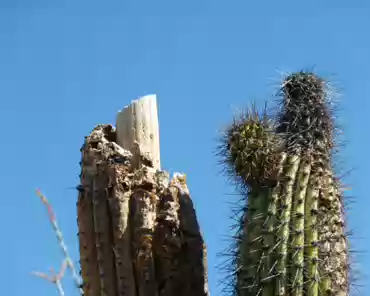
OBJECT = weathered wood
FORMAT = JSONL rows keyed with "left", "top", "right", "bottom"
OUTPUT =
{"left": 153, "top": 184, "right": 182, "bottom": 296}
{"left": 77, "top": 96, "right": 209, "bottom": 296}
{"left": 171, "top": 174, "right": 210, "bottom": 296}
{"left": 78, "top": 125, "right": 133, "bottom": 296}
{"left": 77, "top": 190, "right": 101, "bottom": 296}
{"left": 107, "top": 164, "right": 136, "bottom": 296}
{"left": 131, "top": 168, "right": 159, "bottom": 296}
{"left": 92, "top": 170, "right": 117, "bottom": 296}
{"left": 116, "top": 95, "right": 161, "bottom": 171}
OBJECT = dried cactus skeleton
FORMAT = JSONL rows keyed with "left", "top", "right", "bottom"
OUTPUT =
{"left": 77, "top": 95, "right": 209, "bottom": 296}
{"left": 219, "top": 71, "right": 351, "bottom": 296}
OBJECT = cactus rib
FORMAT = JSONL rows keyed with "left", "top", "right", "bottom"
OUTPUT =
{"left": 275, "top": 154, "right": 301, "bottom": 296}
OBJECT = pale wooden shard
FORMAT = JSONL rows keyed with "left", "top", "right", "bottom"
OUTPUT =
{"left": 116, "top": 94, "right": 161, "bottom": 171}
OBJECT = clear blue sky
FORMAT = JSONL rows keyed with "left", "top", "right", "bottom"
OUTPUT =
{"left": 1, "top": 1, "right": 369, "bottom": 295}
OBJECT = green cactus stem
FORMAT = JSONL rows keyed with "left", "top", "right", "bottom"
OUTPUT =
{"left": 220, "top": 71, "right": 350, "bottom": 296}
{"left": 278, "top": 72, "right": 350, "bottom": 296}
{"left": 219, "top": 105, "right": 283, "bottom": 295}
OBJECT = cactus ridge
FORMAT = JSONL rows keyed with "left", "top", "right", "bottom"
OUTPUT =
{"left": 218, "top": 71, "right": 353, "bottom": 296}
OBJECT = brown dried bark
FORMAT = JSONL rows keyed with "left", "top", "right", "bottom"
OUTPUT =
{"left": 77, "top": 125, "right": 209, "bottom": 296}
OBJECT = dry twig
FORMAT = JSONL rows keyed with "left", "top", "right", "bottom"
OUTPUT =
{"left": 35, "top": 189, "right": 84, "bottom": 295}
{"left": 32, "top": 259, "right": 68, "bottom": 296}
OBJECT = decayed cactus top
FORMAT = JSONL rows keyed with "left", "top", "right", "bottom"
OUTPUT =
{"left": 77, "top": 124, "right": 209, "bottom": 296}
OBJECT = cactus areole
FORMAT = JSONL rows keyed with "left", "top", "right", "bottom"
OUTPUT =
{"left": 221, "top": 71, "right": 349, "bottom": 296}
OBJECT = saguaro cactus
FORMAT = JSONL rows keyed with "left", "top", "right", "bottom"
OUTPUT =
{"left": 77, "top": 95, "right": 209, "bottom": 296}
{"left": 221, "top": 72, "right": 349, "bottom": 296}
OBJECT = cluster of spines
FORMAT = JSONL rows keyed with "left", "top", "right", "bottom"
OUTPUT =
{"left": 219, "top": 71, "right": 352, "bottom": 296}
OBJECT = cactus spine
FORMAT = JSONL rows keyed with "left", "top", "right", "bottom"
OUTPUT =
{"left": 221, "top": 71, "right": 349, "bottom": 296}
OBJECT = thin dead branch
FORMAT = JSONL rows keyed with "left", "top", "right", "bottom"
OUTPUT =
{"left": 35, "top": 189, "right": 84, "bottom": 295}
{"left": 32, "top": 259, "right": 68, "bottom": 296}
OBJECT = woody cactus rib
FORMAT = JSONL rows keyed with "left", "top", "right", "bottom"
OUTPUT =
{"left": 77, "top": 95, "right": 209, "bottom": 296}
{"left": 220, "top": 71, "right": 350, "bottom": 296}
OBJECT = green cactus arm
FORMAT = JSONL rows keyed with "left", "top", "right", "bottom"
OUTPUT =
{"left": 221, "top": 71, "right": 350, "bottom": 296}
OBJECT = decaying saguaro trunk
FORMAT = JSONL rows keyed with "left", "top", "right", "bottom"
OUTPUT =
{"left": 77, "top": 95, "right": 209, "bottom": 296}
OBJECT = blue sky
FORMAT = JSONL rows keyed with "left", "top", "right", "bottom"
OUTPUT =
{"left": 1, "top": 1, "right": 369, "bottom": 295}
